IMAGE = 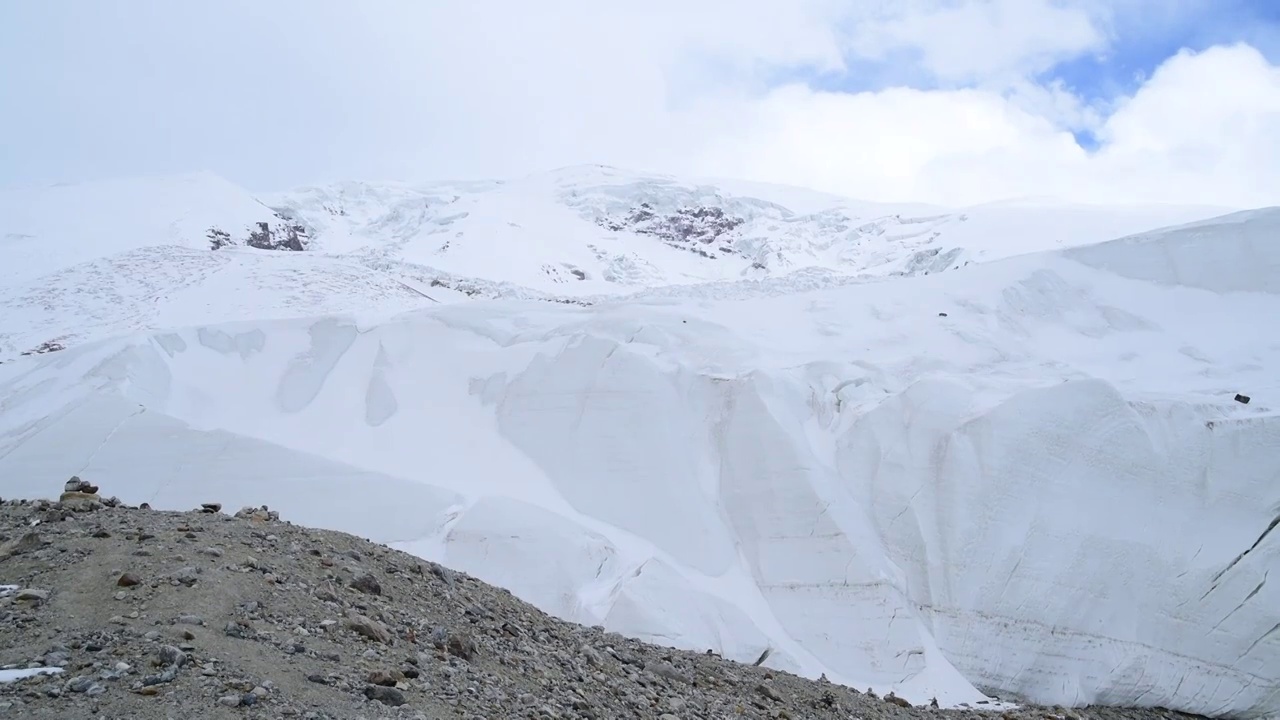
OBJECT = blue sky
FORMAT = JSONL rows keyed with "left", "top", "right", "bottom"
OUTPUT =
{"left": 1046, "top": 0, "right": 1280, "bottom": 100}
{"left": 772, "top": 0, "right": 1280, "bottom": 153}
{"left": 1, "top": 1, "right": 1277, "bottom": 206}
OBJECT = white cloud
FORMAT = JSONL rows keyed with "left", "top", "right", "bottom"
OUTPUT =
{"left": 0, "top": 0, "right": 1277, "bottom": 208}
{"left": 843, "top": 0, "right": 1106, "bottom": 84}
{"left": 691, "top": 44, "right": 1280, "bottom": 207}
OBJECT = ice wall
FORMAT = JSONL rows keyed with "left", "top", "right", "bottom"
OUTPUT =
{"left": 2, "top": 212, "right": 1278, "bottom": 716}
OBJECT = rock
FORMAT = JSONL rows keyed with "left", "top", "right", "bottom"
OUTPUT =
{"left": 346, "top": 612, "right": 392, "bottom": 644}
{"left": 364, "top": 685, "right": 407, "bottom": 707}
{"left": 200, "top": 546, "right": 224, "bottom": 558}
{"left": 756, "top": 683, "right": 783, "bottom": 702}
{"left": 157, "top": 645, "right": 187, "bottom": 668}
{"left": 168, "top": 566, "right": 200, "bottom": 586}
{"left": 367, "top": 670, "right": 398, "bottom": 687}
{"left": 14, "top": 588, "right": 50, "bottom": 604}
{"left": 64, "top": 477, "right": 99, "bottom": 494}
{"left": 43, "top": 651, "right": 71, "bottom": 667}
{"left": 349, "top": 572, "right": 382, "bottom": 595}
{"left": 116, "top": 572, "right": 141, "bottom": 587}
{"left": 68, "top": 675, "right": 95, "bottom": 693}
{"left": 236, "top": 505, "right": 280, "bottom": 522}
{"left": 651, "top": 660, "right": 688, "bottom": 683}
{"left": 1235, "top": 393, "right": 1251, "bottom": 404}
{"left": 58, "top": 491, "right": 102, "bottom": 512}
{"left": 200, "top": 503, "right": 222, "bottom": 513}
{"left": 443, "top": 631, "right": 477, "bottom": 661}
{"left": 217, "top": 694, "right": 241, "bottom": 707}
{"left": 0, "top": 531, "right": 45, "bottom": 558}
{"left": 240, "top": 692, "right": 258, "bottom": 707}
{"left": 225, "top": 620, "right": 255, "bottom": 639}
{"left": 175, "top": 614, "right": 205, "bottom": 625}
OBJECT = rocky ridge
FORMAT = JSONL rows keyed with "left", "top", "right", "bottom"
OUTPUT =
{"left": 208, "top": 220, "right": 310, "bottom": 251}
{"left": 0, "top": 479, "right": 1212, "bottom": 720}
{"left": 598, "top": 203, "right": 747, "bottom": 259}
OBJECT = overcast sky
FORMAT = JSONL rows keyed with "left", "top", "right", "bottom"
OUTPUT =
{"left": 2, "top": 0, "right": 1278, "bottom": 206}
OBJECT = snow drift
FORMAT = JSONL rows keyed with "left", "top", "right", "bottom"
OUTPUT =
{"left": 2, "top": 207, "right": 1277, "bottom": 717}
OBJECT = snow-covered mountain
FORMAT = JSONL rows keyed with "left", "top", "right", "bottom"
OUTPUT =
{"left": 0, "top": 166, "right": 1234, "bottom": 361}
{"left": 1, "top": 167, "right": 1277, "bottom": 718}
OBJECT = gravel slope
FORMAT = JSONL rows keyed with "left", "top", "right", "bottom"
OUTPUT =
{"left": 0, "top": 483, "right": 1209, "bottom": 720}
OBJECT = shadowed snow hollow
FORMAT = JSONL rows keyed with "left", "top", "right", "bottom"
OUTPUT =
{"left": 1, "top": 208, "right": 1278, "bottom": 717}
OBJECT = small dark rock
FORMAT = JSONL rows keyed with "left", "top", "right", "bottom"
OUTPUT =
{"left": 200, "top": 503, "right": 222, "bottom": 513}
{"left": 756, "top": 682, "right": 783, "bottom": 702}
{"left": 68, "top": 675, "right": 94, "bottom": 693}
{"left": 169, "top": 566, "right": 200, "bottom": 586}
{"left": 117, "top": 573, "right": 141, "bottom": 587}
{"left": 350, "top": 573, "right": 382, "bottom": 595}
{"left": 364, "top": 685, "right": 407, "bottom": 707}
{"left": 65, "top": 477, "right": 99, "bottom": 494}
{"left": 1235, "top": 393, "right": 1251, "bottom": 404}
{"left": 157, "top": 645, "right": 187, "bottom": 668}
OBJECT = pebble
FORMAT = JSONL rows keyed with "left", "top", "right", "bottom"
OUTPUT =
{"left": 217, "top": 694, "right": 241, "bottom": 707}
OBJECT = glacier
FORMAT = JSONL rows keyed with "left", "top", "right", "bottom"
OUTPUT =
{"left": 1, "top": 202, "right": 1277, "bottom": 717}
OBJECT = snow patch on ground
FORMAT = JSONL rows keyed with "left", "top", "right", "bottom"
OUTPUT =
{"left": 0, "top": 668, "right": 64, "bottom": 683}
